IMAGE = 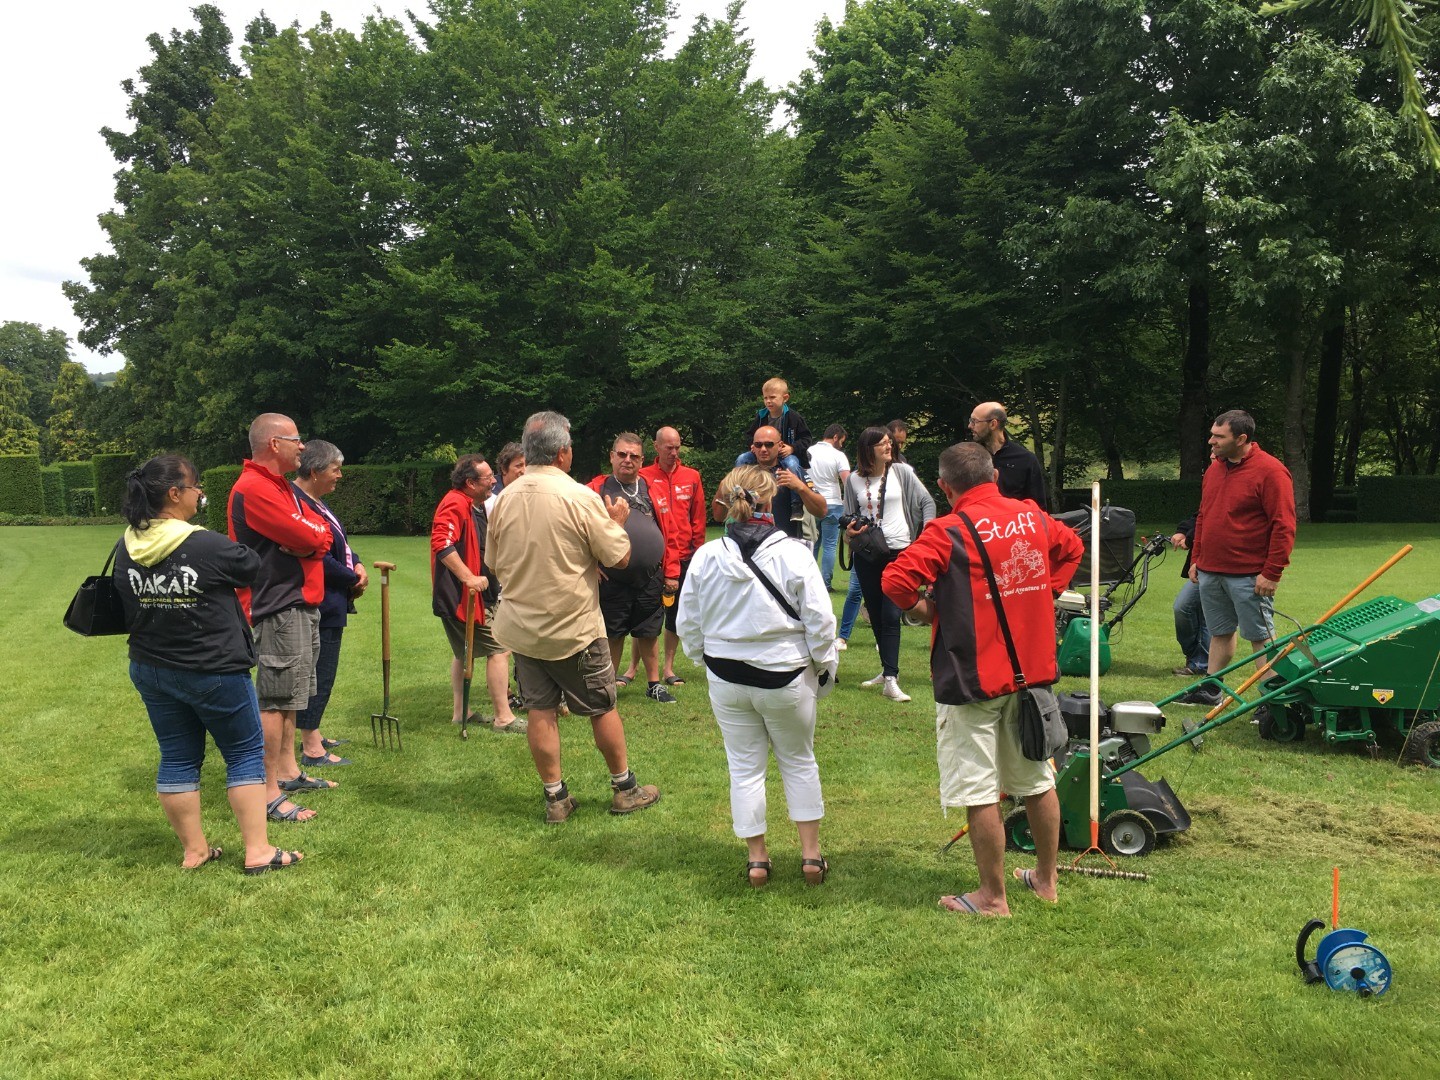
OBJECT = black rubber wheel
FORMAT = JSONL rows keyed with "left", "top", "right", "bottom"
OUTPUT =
{"left": 1400, "top": 719, "right": 1440, "bottom": 769}
{"left": 1258, "top": 704, "right": 1307, "bottom": 743}
{"left": 1004, "top": 806, "right": 1036, "bottom": 853}
{"left": 1100, "top": 809, "right": 1156, "bottom": 857}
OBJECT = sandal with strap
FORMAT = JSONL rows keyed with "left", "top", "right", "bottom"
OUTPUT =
{"left": 802, "top": 856, "right": 829, "bottom": 886}
{"left": 745, "top": 860, "right": 772, "bottom": 888}
{"left": 244, "top": 848, "right": 304, "bottom": 876}
{"left": 266, "top": 795, "right": 315, "bottom": 823}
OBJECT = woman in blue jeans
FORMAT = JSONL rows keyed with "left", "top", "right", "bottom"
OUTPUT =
{"left": 115, "top": 455, "right": 302, "bottom": 875}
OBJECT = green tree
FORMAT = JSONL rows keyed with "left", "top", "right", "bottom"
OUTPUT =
{"left": 44, "top": 362, "right": 98, "bottom": 462}
{"left": 0, "top": 321, "right": 71, "bottom": 428}
{"left": 0, "top": 366, "right": 41, "bottom": 455}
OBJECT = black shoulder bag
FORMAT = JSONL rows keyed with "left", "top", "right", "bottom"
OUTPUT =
{"left": 733, "top": 534, "right": 836, "bottom": 698}
{"left": 957, "top": 513, "right": 1066, "bottom": 761}
{"left": 63, "top": 540, "right": 129, "bottom": 637}
{"left": 840, "top": 467, "right": 892, "bottom": 571}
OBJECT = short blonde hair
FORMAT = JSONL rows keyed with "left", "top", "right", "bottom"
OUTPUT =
{"left": 762, "top": 377, "right": 789, "bottom": 395}
{"left": 717, "top": 465, "right": 778, "bottom": 522}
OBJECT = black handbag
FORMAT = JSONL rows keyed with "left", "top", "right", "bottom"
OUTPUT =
{"left": 843, "top": 467, "right": 893, "bottom": 566}
{"left": 63, "top": 541, "right": 128, "bottom": 637}
{"left": 957, "top": 513, "right": 1067, "bottom": 761}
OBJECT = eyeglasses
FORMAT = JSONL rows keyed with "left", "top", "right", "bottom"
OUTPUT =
{"left": 751, "top": 441, "right": 776, "bottom": 449}
{"left": 273, "top": 434, "right": 304, "bottom": 444}
{"left": 968, "top": 417, "right": 992, "bottom": 427}
{"left": 614, "top": 451, "right": 643, "bottom": 460}
{"left": 179, "top": 485, "right": 205, "bottom": 494}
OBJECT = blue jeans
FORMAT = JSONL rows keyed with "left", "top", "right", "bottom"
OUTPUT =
{"left": 129, "top": 661, "right": 266, "bottom": 793}
{"left": 838, "top": 567, "right": 864, "bottom": 640}
{"left": 735, "top": 450, "right": 806, "bottom": 479}
{"left": 1173, "top": 579, "right": 1210, "bottom": 670}
{"left": 297, "top": 625, "right": 344, "bottom": 730}
{"left": 815, "top": 503, "right": 843, "bottom": 587}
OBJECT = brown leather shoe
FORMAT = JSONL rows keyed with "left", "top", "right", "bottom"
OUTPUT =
{"left": 609, "top": 782, "right": 660, "bottom": 814}
{"left": 545, "top": 793, "right": 578, "bottom": 823}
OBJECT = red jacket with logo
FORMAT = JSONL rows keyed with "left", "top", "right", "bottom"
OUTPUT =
{"left": 430, "top": 488, "right": 486, "bottom": 624}
{"left": 1191, "top": 443, "right": 1296, "bottom": 582}
{"left": 227, "top": 460, "right": 332, "bottom": 623}
{"left": 883, "top": 482, "right": 1083, "bottom": 705}
{"left": 586, "top": 473, "right": 679, "bottom": 580}
{"left": 640, "top": 461, "right": 707, "bottom": 566}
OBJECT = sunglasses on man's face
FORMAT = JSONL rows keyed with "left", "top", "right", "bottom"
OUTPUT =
{"left": 614, "top": 451, "right": 643, "bottom": 459}
{"left": 752, "top": 441, "right": 776, "bottom": 449}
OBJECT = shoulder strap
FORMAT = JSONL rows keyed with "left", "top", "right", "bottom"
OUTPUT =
{"left": 102, "top": 538, "right": 122, "bottom": 576}
{"left": 732, "top": 534, "right": 801, "bottom": 623}
{"left": 957, "top": 512, "right": 1026, "bottom": 688}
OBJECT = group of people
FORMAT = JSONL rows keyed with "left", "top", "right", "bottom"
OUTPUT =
{"left": 112, "top": 384, "right": 1291, "bottom": 914}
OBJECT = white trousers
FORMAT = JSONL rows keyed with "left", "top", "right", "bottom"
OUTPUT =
{"left": 709, "top": 671, "right": 824, "bottom": 838}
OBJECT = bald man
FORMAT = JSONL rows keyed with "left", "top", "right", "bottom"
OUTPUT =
{"left": 969, "top": 401, "right": 1047, "bottom": 509}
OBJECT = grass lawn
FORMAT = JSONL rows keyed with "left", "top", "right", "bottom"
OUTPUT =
{"left": 3, "top": 522, "right": 1438, "bottom": 1078}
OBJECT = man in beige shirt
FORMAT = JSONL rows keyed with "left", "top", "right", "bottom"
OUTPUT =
{"left": 487, "top": 411, "right": 663, "bottom": 823}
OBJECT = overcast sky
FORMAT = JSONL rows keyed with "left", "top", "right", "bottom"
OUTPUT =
{"left": 0, "top": 1, "right": 845, "bottom": 374}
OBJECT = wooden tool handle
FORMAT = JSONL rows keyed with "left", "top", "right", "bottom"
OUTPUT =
{"left": 373, "top": 561, "right": 396, "bottom": 571}
{"left": 464, "top": 590, "right": 478, "bottom": 679}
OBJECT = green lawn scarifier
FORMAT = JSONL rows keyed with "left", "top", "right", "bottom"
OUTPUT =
{"left": 1011, "top": 549, "right": 1439, "bottom": 859}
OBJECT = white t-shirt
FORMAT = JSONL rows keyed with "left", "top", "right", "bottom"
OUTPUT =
{"left": 807, "top": 441, "right": 851, "bottom": 504}
{"left": 853, "top": 468, "right": 910, "bottom": 550}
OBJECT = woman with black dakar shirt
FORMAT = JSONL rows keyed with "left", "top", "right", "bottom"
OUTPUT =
{"left": 115, "top": 455, "right": 303, "bottom": 875}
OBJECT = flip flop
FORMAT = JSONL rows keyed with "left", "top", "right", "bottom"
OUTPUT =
{"left": 244, "top": 848, "right": 304, "bottom": 876}
{"left": 662, "top": 675, "right": 686, "bottom": 686}
{"left": 1013, "top": 867, "right": 1058, "bottom": 903}
{"left": 938, "top": 893, "right": 1008, "bottom": 916}
{"left": 615, "top": 674, "right": 634, "bottom": 687}
{"left": 266, "top": 795, "right": 315, "bottom": 822}
{"left": 181, "top": 846, "right": 222, "bottom": 870}
{"left": 278, "top": 772, "right": 337, "bottom": 791}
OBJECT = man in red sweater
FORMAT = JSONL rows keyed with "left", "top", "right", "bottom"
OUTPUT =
{"left": 229, "top": 413, "right": 333, "bottom": 823}
{"left": 639, "top": 426, "right": 707, "bottom": 685}
{"left": 883, "top": 443, "right": 1083, "bottom": 916}
{"left": 1180, "top": 410, "right": 1296, "bottom": 708}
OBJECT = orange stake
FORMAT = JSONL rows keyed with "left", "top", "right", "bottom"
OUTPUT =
{"left": 1332, "top": 866, "right": 1341, "bottom": 931}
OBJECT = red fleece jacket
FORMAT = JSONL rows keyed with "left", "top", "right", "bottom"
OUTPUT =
{"left": 227, "top": 460, "right": 331, "bottom": 623}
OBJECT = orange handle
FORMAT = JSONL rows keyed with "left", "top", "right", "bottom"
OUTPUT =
{"left": 1204, "top": 545, "right": 1413, "bottom": 720}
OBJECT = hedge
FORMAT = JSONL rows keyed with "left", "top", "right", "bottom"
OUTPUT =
{"left": 40, "top": 467, "right": 65, "bottom": 515}
{"left": 1356, "top": 476, "right": 1440, "bottom": 522}
{"left": 1059, "top": 480, "right": 1202, "bottom": 525}
{"left": 66, "top": 487, "right": 97, "bottom": 517}
{"left": 93, "top": 452, "right": 135, "bottom": 517}
{"left": 201, "top": 461, "right": 451, "bottom": 536}
{"left": 0, "top": 454, "right": 44, "bottom": 514}
{"left": 57, "top": 460, "right": 95, "bottom": 498}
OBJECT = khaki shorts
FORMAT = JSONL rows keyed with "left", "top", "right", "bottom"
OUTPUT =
{"left": 255, "top": 606, "right": 320, "bottom": 713}
{"left": 513, "top": 638, "right": 616, "bottom": 717}
{"left": 441, "top": 615, "right": 507, "bottom": 661}
{"left": 936, "top": 692, "right": 1055, "bottom": 808}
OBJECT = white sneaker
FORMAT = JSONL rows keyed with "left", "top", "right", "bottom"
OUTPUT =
{"left": 860, "top": 672, "right": 885, "bottom": 688}
{"left": 881, "top": 677, "right": 911, "bottom": 703}
{"left": 835, "top": 639, "right": 848, "bottom": 651}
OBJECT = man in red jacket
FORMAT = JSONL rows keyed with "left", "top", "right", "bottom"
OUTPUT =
{"left": 636, "top": 426, "right": 707, "bottom": 686}
{"left": 883, "top": 442, "right": 1082, "bottom": 916}
{"left": 1180, "top": 410, "right": 1296, "bottom": 708}
{"left": 229, "top": 413, "right": 333, "bottom": 823}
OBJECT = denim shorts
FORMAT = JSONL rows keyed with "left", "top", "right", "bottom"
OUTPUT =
{"left": 255, "top": 606, "right": 320, "bottom": 712}
{"left": 129, "top": 661, "right": 266, "bottom": 793}
{"left": 1197, "top": 571, "right": 1274, "bottom": 642}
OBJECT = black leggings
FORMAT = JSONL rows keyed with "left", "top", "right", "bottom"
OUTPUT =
{"left": 854, "top": 551, "right": 901, "bottom": 678}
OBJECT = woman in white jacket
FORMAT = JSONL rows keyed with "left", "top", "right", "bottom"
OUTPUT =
{"left": 678, "top": 466, "right": 838, "bottom": 887}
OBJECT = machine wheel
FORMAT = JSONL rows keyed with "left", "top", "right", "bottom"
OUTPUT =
{"left": 1258, "top": 704, "right": 1307, "bottom": 743}
{"left": 1400, "top": 719, "right": 1440, "bottom": 769}
{"left": 1004, "top": 807, "right": 1036, "bottom": 853}
{"left": 1100, "top": 809, "right": 1156, "bottom": 858}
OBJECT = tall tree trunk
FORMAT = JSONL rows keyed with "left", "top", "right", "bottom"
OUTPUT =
{"left": 1050, "top": 369, "right": 1069, "bottom": 508}
{"left": 1342, "top": 343, "right": 1363, "bottom": 486}
{"left": 1022, "top": 369, "right": 1051, "bottom": 511}
{"left": 1177, "top": 216, "right": 1211, "bottom": 479}
{"left": 1280, "top": 311, "right": 1311, "bottom": 522}
{"left": 1307, "top": 299, "right": 1345, "bottom": 522}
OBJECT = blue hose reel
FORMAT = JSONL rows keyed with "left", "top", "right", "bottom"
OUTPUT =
{"left": 1296, "top": 920, "right": 1393, "bottom": 997}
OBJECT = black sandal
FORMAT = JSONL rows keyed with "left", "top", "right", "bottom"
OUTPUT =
{"left": 802, "top": 857, "right": 829, "bottom": 886}
{"left": 745, "top": 860, "right": 772, "bottom": 888}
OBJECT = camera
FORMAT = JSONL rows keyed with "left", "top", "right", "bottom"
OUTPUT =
{"left": 839, "top": 512, "right": 876, "bottom": 531}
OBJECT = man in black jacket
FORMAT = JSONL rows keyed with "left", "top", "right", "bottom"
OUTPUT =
{"left": 970, "top": 401, "right": 1047, "bottom": 510}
